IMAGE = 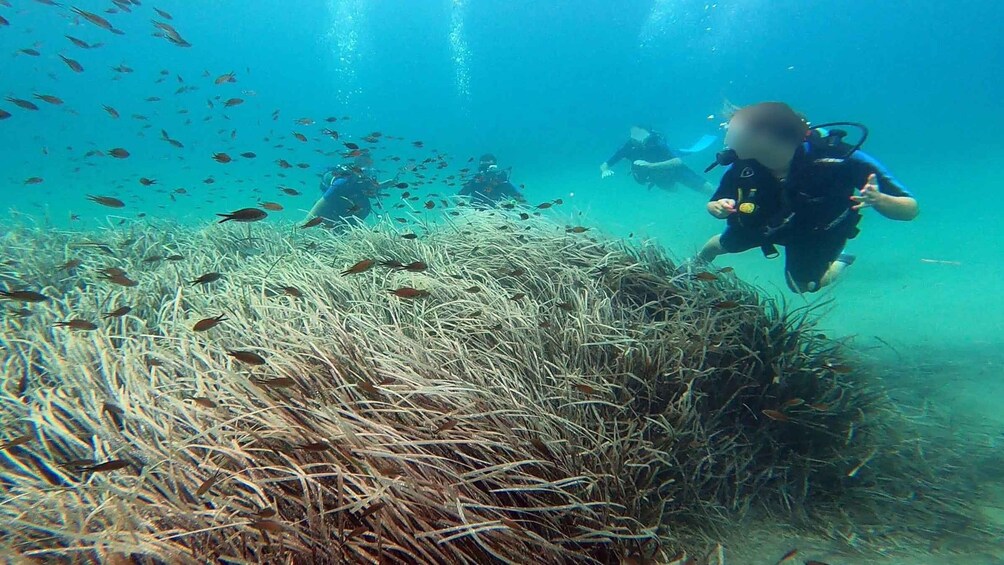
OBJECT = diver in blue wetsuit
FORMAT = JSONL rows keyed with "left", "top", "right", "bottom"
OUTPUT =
{"left": 600, "top": 125, "right": 715, "bottom": 194}
{"left": 693, "top": 101, "right": 919, "bottom": 293}
{"left": 457, "top": 154, "right": 525, "bottom": 207}
{"left": 304, "top": 154, "right": 397, "bottom": 227}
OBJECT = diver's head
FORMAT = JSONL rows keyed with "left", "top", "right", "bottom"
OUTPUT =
{"left": 353, "top": 153, "right": 374, "bottom": 170}
{"left": 724, "top": 102, "right": 808, "bottom": 170}
{"left": 629, "top": 124, "right": 654, "bottom": 146}
{"left": 478, "top": 153, "right": 498, "bottom": 172}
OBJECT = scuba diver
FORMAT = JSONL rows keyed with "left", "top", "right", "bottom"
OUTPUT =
{"left": 693, "top": 101, "right": 919, "bottom": 293}
{"left": 303, "top": 153, "right": 398, "bottom": 227}
{"left": 457, "top": 153, "right": 525, "bottom": 207}
{"left": 600, "top": 125, "right": 716, "bottom": 194}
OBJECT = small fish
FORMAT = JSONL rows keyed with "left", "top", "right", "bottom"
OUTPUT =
{"left": 781, "top": 398, "right": 805, "bottom": 408}
{"left": 212, "top": 152, "right": 233, "bottom": 163}
{"left": 32, "top": 93, "right": 62, "bottom": 105}
{"left": 292, "top": 132, "right": 307, "bottom": 142}
{"left": 536, "top": 202, "right": 552, "bottom": 209}
{"left": 0, "top": 109, "right": 11, "bottom": 120}
{"left": 395, "top": 182, "right": 408, "bottom": 189}
{"left": 59, "top": 258, "right": 83, "bottom": 271}
{"left": 87, "top": 194, "right": 125, "bottom": 208}
{"left": 424, "top": 200, "right": 435, "bottom": 209}
{"left": 195, "top": 469, "right": 222, "bottom": 496}
{"left": 81, "top": 459, "right": 129, "bottom": 473}
{"left": 400, "top": 233, "right": 418, "bottom": 240}
{"left": 190, "top": 272, "right": 222, "bottom": 285}
{"left": 256, "top": 377, "right": 296, "bottom": 388}
{"left": 574, "top": 384, "right": 595, "bottom": 395}
{"left": 774, "top": 548, "right": 798, "bottom": 564}
{"left": 193, "top": 314, "right": 227, "bottom": 332}
{"left": 556, "top": 302, "right": 574, "bottom": 312}
{"left": 804, "top": 561, "right": 831, "bottom": 565}
{"left": 761, "top": 409, "right": 789, "bottom": 422}
{"left": 825, "top": 363, "right": 853, "bottom": 374}
{"left": 0, "top": 290, "right": 50, "bottom": 303}
{"left": 103, "top": 307, "right": 132, "bottom": 321}
{"left": 282, "top": 286, "right": 303, "bottom": 298}
{"left": 280, "top": 187, "right": 301, "bottom": 196}
{"left": 508, "top": 293, "right": 526, "bottom": 301}
{"left": 258, "top": 201, "right": 283, "bottom": 211}
{"left": 693, "top": 272, "right": 718, "bottom": 282}
{"left": 139, "top": 177, "right": 157, "bottom": 186}
{"left": 223, "top": 97, "right": 244, "bottom": 107}
{"left": 388, "top": 287, "right": 429, "bottom": 299}
{"left": 216, "top": 208, "right": 266, "bottom": 223}
{"left": 214, "top": 71, "right": 237, "bottom": 85}
{"left": 106, "top": 274, "right": 138, "bottom": 287}
{"left": 108, "top": 147, "right": 130, "bottom": 158}
{"left": 24, "top": 177, "right": 44, "bottom": 185}
{"left": 6, "top": 97, "right": 39, "bottom": 110}
{"left": 300, "top": 216, "right": 324, "bottom": 229}
{"left": 53, "top": 319, "right": 98, "bottom": 331}
{"left": 463, "top": 286, "right": 481, "bottom": 293}
{"left": 713, "top": 300, "right": 740, "bottom": 309}
{"left": 227, "top": 350, "right": 266, "bottom": 365}
{"left": 240, "top": 152, "right": 256, "bottom": 158}
{"left": 191, "top": 397, "right": 217, "bottom": 408}
{"left": 342, "top": 259, "right": 376, "bottom": 275}
{"left": 565, "top": 226, "right": 589, "bottom": 233}
{"left": 249, "top": 519, "right": 286, "bottom": 533}
{"left": 65, "top": 35, "right": 91, "bottom": 48}
{"left": 70, "top": 7, "right": 114, "bottom": 31}
{"left": 58, "top": 54, "right": 84, "bottom": 72}
{"left": 1, "top": 434, "right": 33, "bottom": 451}
{"left": 402, "top": 261, "right": 427, "bottom": 272}
{"left": 435, "top": 420, "right": 458, "bottom": 433}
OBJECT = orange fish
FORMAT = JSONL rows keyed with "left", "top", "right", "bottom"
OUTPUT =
{"left": 342, "top": 259, "right": 376, "bottom": 275}
{"left": 388, "top": 287, "right": 429, "bottom": 299}
{"left": 761, "top": 409, "right": 789, "bottom": 422}
{"left": 212, "top": 152, "right": 233, "bottom": 163}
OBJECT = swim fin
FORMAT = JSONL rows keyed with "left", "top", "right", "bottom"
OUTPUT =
{"left": 676, "top": 134, "right": 718, "bottom": 155}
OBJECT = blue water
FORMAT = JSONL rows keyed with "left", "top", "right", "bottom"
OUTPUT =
{"left": 2, "top": 0, "right": 1004, "bottom": 538}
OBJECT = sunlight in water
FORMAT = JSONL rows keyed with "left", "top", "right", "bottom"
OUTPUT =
{"left": 326, "top": 0, "right": 366, "bottom": 105}
{"left": 449, "top": 0, "right": 471, "bottom": 105}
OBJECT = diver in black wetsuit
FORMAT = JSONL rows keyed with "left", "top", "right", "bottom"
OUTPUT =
{"left": 600, "top": 125, "right": 714, "bottom": 194}
{"left": 457, "top": 154, "right": 525, "bottom": 207}
{"left": 694, "top": 102, "right": 919, "bottom": 293}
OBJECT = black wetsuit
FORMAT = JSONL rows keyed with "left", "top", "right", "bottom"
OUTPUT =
{"left": 458, "top": 169, "right": 524, "bottom": 207}
{"left": 606, "top": 133, "right": 708, "bottom": 191}
{"left": 711, "top": 142, "right": 912, "bottom": 287}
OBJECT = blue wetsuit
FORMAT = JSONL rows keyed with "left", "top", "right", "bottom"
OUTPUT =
{"left": 316, "top": 169, "right": 378, "bottom": 223}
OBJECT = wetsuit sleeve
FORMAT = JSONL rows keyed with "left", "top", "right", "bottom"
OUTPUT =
{"left": 605, "top": 142, "right": 631, "bottom": 166}
{"left": 709, "top": 170, "right": 738, "bottom": 202}
{"left": 852, "top": 152, "right": 913, "bottom": 197}
{"left": 457, "top": 179, "right": 476, "bottom": 197}
{"left": 322, "top": 177, "right": 348, "bottom": 200}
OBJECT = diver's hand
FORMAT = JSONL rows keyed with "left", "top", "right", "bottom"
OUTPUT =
{"left": 708, "top": 198, "right": 736, "bottom": 219}
{"left": 632, "top": 160, "right": 651, "bottom": 168}
{"left": 600, "top": 168, "right": 615, "bottom": 179}
{"left": 850, "top": 173, "right": 883, "bottom": 210}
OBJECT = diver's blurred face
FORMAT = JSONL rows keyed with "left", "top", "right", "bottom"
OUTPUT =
{"left": 725, "top": 116, "right": 797, "bottom": 169}
{"left": 629, "top": 127, "right": 650, "bottom": 145}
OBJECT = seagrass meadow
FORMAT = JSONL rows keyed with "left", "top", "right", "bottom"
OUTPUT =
{"left": 0, "top": 210, "right": 999, "bottom": 564}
